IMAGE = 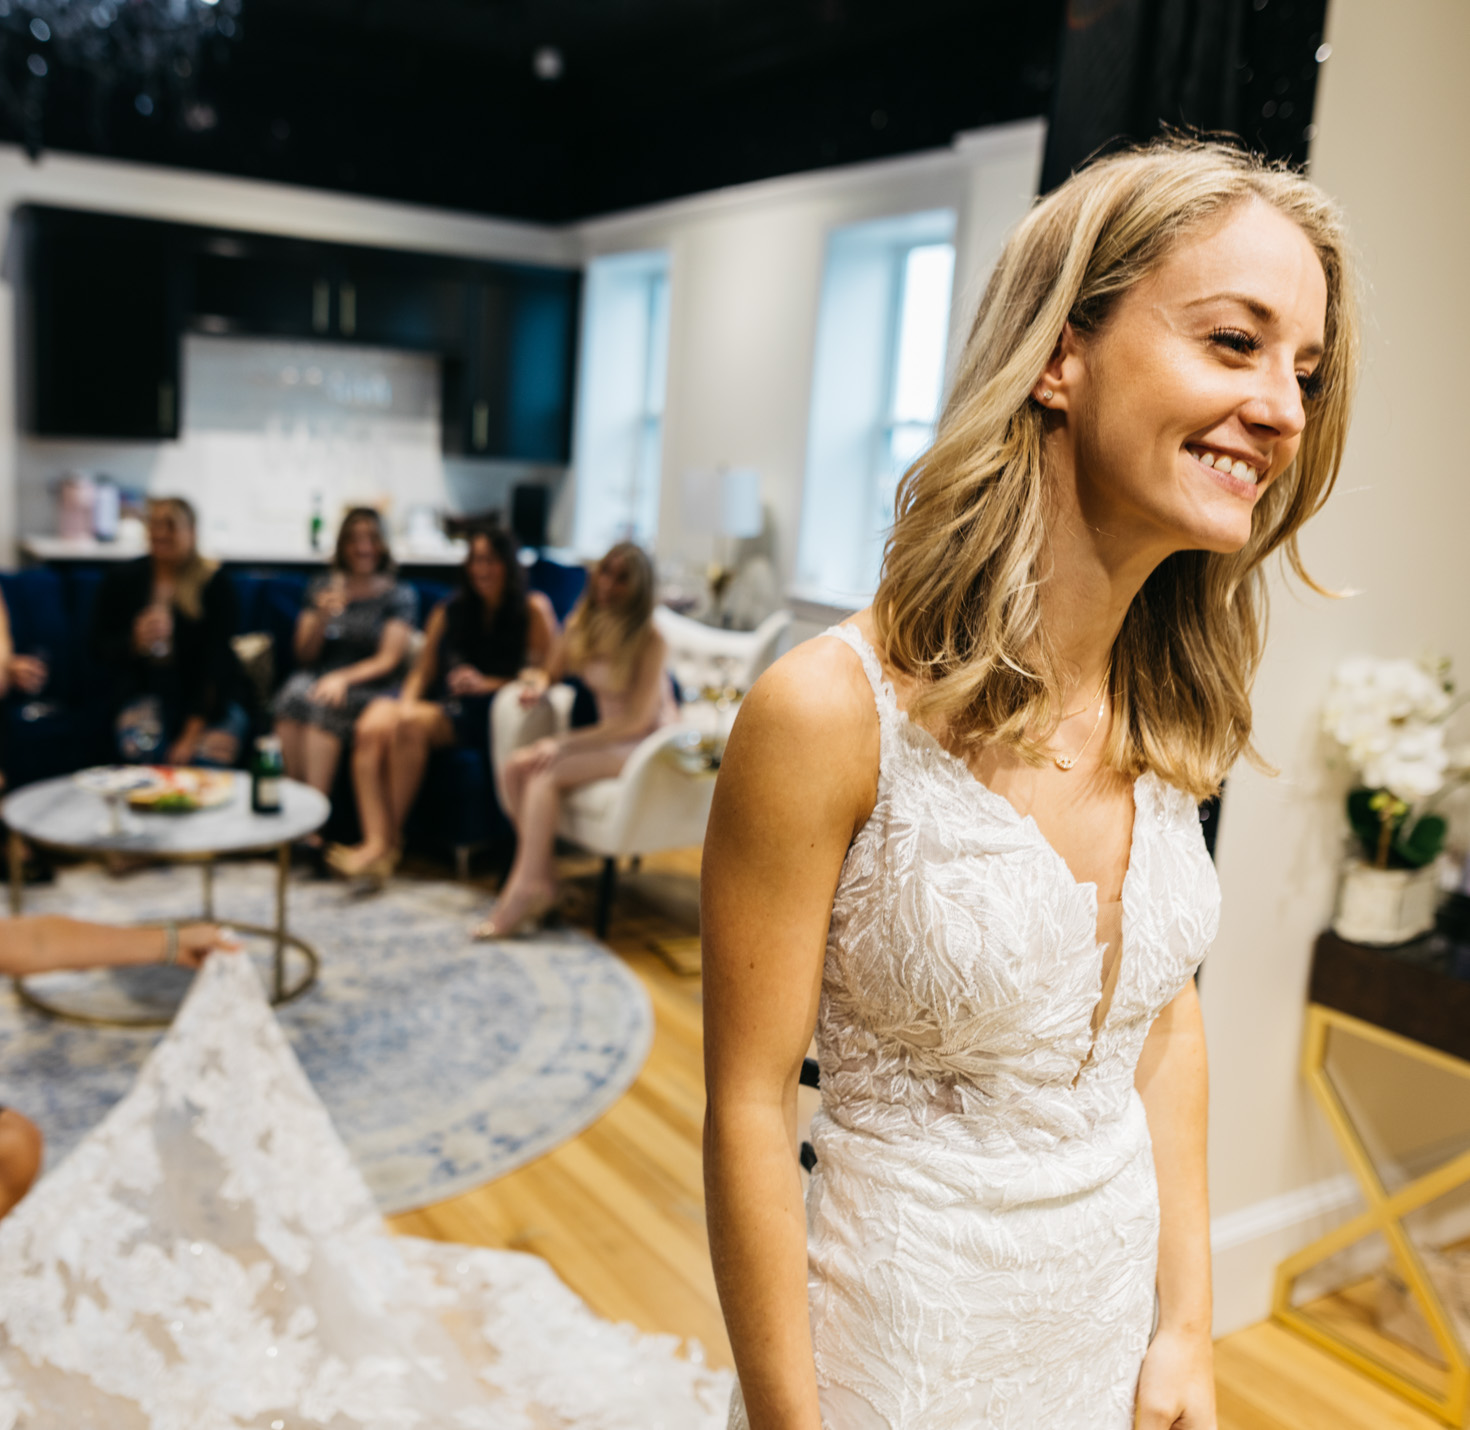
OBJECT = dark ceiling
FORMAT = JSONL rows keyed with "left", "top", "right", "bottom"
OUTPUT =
{"left": 0, "top": 1, "right": 1065, "bottom": 223}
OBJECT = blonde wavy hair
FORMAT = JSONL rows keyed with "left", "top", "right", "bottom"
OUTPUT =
{"left": 874, "top": 138, "right": 1361, "bottom": 801}
{"left": 563, "top": 542, "right": 657, "bottom": 690}
{"left": 148, "top": 497, "right": 217, "bottom": 622}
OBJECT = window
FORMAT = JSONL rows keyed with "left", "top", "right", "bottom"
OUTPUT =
{"left": 570, "top": 250, "right": 671, "bottom": 557}
{"left": 794, "top": 211, "right": 957, "bottom": 606}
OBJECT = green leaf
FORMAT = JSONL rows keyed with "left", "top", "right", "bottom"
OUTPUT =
{"left": 1395, "top": 813, "right": 1447, "bottom": 869}
{"left": 1347, "top": 786, "right": 1388, "bottom": 859}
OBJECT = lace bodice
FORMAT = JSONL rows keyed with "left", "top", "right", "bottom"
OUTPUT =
{"left": 817, "top": 624, "right": 1219, "bottom": 1165}
{"left": 729, "top": 625, "right": 1220, "bottom": 1430}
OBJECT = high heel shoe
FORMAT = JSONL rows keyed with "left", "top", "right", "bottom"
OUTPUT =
{"left": 470, "top": 889, "right": 556, "bottom": 941}
{"left": 326, "top": 844, "right": 400, "bottom": 888}
{"left": 358, "top": 847, "right": 401, "bottom": 891}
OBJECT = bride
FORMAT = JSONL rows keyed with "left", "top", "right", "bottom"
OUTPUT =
{"left": 701, "top": 140, "right": 1358, "bottom": 1429}
{"left": 0, "top": 950, "right": 732, "bottom": 1427}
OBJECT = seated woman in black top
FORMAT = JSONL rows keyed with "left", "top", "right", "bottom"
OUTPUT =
{"left": 272, "top": 508, "right": 418, "bottom": 803}
{"left": 93, "top": 497, "right": 250, "bottom": 767}
{"left": 327, "top": 524, "right": 558, "bottom": 882}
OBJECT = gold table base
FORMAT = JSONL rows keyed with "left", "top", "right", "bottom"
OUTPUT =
{"left": 8, "top": 833, "right": 319, "bottom": 1028}
{"left": 1272, "top": 1003, "right": 1470, "bottom": 1426}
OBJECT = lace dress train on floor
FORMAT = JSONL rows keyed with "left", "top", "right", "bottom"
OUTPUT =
{"left": 727, "top": 625, "right": 1220, "bottom": 1430}
{"left": 0, "top": 952, "right": 732, "bottom": 1429}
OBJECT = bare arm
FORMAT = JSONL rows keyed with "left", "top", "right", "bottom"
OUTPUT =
{"left": 0, "top": 918, "right": 233, "bottom": 975}
{"left": 523, "top": 592, "right": 561, "bottom": 673}
{"left": 1133, "top": 977, "right": 1215, "bottom": 1429}
{"left": 556, "top": 629, "right": 670, "bottom": 753}
{"left": 293, "top": 581, "right": 339, "bottom": 665}
{"left": 702, "top": 639, "right": 877, "bottom": 1430}
{"left": 0, "top": 593, "right": 13, "bottom": 699}
{"left": 400, "top": 605, "right": 447, "bottom": 705}
{"left": 328, "top": 619, "right": 413, "bottom": 688}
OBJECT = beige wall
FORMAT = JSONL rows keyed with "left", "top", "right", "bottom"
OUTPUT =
{"left": 569, "top": 121, "right": 1046, "bottom": 607}
{"left": 1204, "top": 0, "right": 1470, "bottom": 1332}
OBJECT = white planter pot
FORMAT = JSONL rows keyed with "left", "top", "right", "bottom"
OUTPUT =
{"left": 1332, "top": 859, "right": 1440, "bottom": 946}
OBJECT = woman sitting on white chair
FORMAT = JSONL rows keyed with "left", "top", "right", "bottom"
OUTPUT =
{"left": 472, "top": 542, "right": 676, "bottom": 941}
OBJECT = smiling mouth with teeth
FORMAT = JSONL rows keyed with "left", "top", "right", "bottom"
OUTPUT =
{"left": 1188, "top": 446, "right": 1262, "bottom": 485}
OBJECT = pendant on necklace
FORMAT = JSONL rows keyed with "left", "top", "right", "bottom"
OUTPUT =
{"left": 1054, "top": 755, "right": 1077, "bottom": 771}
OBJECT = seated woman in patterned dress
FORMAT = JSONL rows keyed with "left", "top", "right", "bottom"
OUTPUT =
{"left": 326, "top": 524, "right": 559, "bottom": 883}
{"left": 471, "top": 542, "right": 676, "bottom": 940}
{"left": 271, "top": 508, "right": 417, "bottom": 808}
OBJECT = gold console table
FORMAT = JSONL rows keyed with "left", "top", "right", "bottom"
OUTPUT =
{"left": 1273, "top": 931, "right": 1470, "bottom": 1426}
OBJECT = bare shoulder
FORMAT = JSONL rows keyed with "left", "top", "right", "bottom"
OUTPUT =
{"left": 740, "top": 628, "right": 875, "bottom": 740}
{"left": 718, "top": 625, "right": 879, "bottom": 831}
{"left": 526, "top": 591, "right": 557, "bottom": 623}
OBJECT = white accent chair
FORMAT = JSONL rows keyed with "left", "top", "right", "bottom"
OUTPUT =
{"left": 489, "top": 606, "right": 791, "bottom": 935}
{"left": 653, "top": 605, "right": 792, "bottom": 699}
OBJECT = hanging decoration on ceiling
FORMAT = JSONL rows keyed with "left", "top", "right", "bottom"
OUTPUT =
{"left": 0, "top": 0, "right": 243, "bottom": 159}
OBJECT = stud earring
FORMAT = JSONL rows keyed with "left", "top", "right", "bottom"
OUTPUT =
{"left": 1040, "top": 388, "right": 1053, "bottom": 401}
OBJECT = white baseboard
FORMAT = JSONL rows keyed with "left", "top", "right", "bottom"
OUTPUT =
{"left": 1210, "top": 1173, "right": 1360, "bottom": 1255}
{"left": 1209, "top": 1156, "right": 1470, "bottom": 1334}
{"left": 1209, "top": 1174, "right": 1364, "bottom": 1335}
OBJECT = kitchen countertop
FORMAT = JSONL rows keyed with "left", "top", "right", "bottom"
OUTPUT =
{"left": 20, "top": 535, "right": 470, "bottom": 567}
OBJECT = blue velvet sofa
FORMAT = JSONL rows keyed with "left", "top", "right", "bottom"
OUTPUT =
{"left": 0, "top": 556, "right": 588, "bottom": 874}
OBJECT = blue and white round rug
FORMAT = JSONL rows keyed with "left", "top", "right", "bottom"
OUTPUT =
{"left": 0, "top": 861, "right": 654, "bottom": 1215}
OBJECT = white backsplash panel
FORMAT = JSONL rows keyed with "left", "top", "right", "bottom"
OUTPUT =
{"left": 17, "top": 334, "right": 561, "bottom": 559}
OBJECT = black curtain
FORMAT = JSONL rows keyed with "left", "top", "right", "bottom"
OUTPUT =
{"left": 1040, "top": 0, "right": 1331, "bottom": 192}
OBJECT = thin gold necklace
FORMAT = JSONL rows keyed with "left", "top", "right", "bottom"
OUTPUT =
{"left": 1052, "top": 667, "right": 1111, "bottom": 772}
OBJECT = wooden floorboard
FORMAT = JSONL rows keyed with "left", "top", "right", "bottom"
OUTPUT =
{"left": 386, "top": 847, "right": 1452, "bottom": 1426}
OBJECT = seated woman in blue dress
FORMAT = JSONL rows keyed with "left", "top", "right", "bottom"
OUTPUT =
{"left": 272, "top": 508, "right": 417, "bottom": 805}
{"left": 92, "top": 497, "right": 252, "bottom": 767}
{"left": 326, "top": 524, "right": 558, "bottom": 883}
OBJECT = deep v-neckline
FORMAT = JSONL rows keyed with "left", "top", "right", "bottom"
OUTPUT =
{"left": 897, "top": 708, "right": 1143, "bottom": 1078}
{"left": 837, "top": 624, "right": 1143, "bottom": 1075}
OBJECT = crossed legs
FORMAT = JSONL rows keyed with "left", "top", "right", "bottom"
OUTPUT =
{"left": 276, "top": 717, "right": 344, "bottom": 796}
{"left": 474, "top": 740, "right": 636, "bottom": 939}
{"left": 333, "top": 699, "right": 453, "bottom": 877}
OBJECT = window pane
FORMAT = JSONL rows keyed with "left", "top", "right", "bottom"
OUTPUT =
{"left": 571, "top": 250, "right": 671, "bottom": 556}
{"left": 795, "top": 210, "right": 956, "bottom": 606}
{"left": 891, "top": 243, "right": 955, "bottom": 424}
{"left": 644, "top": 271, "right": 670, "bottom": 418}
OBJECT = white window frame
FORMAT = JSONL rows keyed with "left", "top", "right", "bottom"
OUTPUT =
{"left": 570, "top": 250, "right": 672, "bottom": 557}
{"left": 793, "top": 210, "right": 957, "bottom": 608}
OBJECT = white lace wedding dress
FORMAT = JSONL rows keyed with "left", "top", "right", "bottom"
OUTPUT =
{"left": 729, "top": 626, "right": 1220, "bottom": 1430}
{"left": 0, "top": 952, "right": 732, "bottom": 1429}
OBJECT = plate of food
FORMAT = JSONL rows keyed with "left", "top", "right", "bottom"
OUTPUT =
{"left": 118, "top": 767, "right": 236, "bottom": 811}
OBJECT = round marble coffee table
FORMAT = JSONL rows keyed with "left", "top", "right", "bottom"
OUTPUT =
{"left": 3, "top": 771, "right": 330, "bottom": 1026}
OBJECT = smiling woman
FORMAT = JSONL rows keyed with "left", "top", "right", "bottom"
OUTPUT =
{"left": 701, "top": 138, "right": 1360, "bottom": 1430}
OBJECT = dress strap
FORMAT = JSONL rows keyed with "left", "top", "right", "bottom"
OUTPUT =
{"left": 821, "top": 624, "right": 902, "bottom": 773}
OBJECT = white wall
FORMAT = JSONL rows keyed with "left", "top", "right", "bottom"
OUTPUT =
{"left": 1204, "top": 0, "right": 1470, "bottom": 1334}
{"left": 569, "top": 121, "right": 1046, "bottom": 619}
{"left": 0, "top": 145, "right": 571, "bottom": 562}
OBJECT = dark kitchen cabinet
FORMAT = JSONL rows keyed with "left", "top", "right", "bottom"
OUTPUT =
{"left": 18, "top": 208, "right": 183, "bottom": 440}
{"left": 338, "top": 257, "right": 470, "bottom": 353}
{"left": 192, "top": 240, "right": 335, "bottom": 340}
{"left": 13, "top": 205, "right": 580, "bottom": 462}
{"left": 450, "top": 268, "right": 579, "bottom": 463}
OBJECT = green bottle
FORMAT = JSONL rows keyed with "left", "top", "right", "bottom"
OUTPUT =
{"left": 309, "top": 493, "right": 324, "bottom": 553}
{"left": 251, "top": 735, "right": 284, "bottom": 814}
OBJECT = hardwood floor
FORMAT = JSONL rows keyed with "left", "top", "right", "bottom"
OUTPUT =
{"left": 388, "top": 847, "right": 733, "bottom": 1365}
{"left": 388, "top": 848, "right": 1446, "bottom": 1429}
